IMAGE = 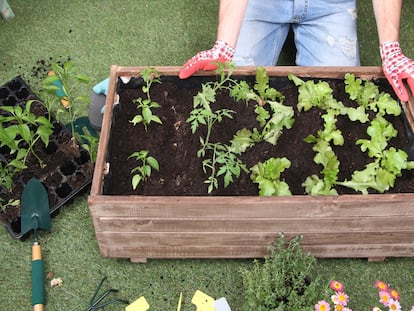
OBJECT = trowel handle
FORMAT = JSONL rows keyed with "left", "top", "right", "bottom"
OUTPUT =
{"left": 32, "top": 242, "right": 45, "bottom": 311}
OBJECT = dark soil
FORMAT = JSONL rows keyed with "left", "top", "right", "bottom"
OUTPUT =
{"left": 107, "top": 74, "right": 414, "bottom": 196}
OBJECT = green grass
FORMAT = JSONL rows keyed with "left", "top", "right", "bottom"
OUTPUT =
{"left": 1, "top": 1, "right": 414, "bottom": 310}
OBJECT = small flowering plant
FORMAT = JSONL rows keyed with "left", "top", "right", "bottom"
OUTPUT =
{"left": 373, "top": 280, "right": 414, "bottom": 311}
{"left": 315, "top": 280, "right": 352, "bottom": 311}
{"left": 316, "top": 280, "right": 414, "bottom": 311}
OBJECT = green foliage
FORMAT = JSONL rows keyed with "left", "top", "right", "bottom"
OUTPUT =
{"left": 290, "top": 73, "right": 413, "bottom": 195}
{"left": 130, "top": 67, "right": 163, "bottom": 130}
{"left": 41, "top": 61, "right": 92, "bottom": 146}
{"left": 302, "top": 111, "right": 342, "bottom": 195}
{"left": 0, "top": 198, "right": 20, "bottom": 213}
{"left": 0, "top": 100, "right": 53, "bottom": 169}
{"left": 79, "top": 127, "right": 99, "bottom": 163}
{"left": 250, "top": 157, "right": 292, "bottom": 196}
{"left": 128, "top": 150, "right": 159, "bottom": 190}
{"left": 233, "top": 67, "right": 294, "bottom": 145}
{"left": 0, "top": 160, "right": 25, "bottom": 192}
{"left": 202, "top": 142, "right": 249, "bottom": 193}
{"left": 337, "top": 75, "right": 413, "bottom": 194}
{"left": 241, "top": 234, "right": 321, "bottom": 311}
{"left": 188, "top": 64, "right": 294, "bottom": 193}
{"left": 187, "top": 62, "right": 237, "bottom": 155}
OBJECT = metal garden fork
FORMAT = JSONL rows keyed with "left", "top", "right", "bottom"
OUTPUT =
{"left": 85, "top": 277, "right": 129, "bottom": 310}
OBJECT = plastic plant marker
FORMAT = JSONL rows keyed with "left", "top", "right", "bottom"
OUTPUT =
{"left": 125, "top": 296, "right": 150, "bottom": 311}
{"left": 191, "top": 290, "right": 215, "bottom": 311}
{"left": 176, "top": 292, "right": 182, "bottom": 311}
{"left": 214, "top": 298, "right": 232, "bottom": 311}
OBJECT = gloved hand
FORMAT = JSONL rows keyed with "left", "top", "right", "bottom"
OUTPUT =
{"left": 179, "top": 40, "right": 235, "bottom": 79}
{"left": 380, "top": 41, "right": 414, "bottom": 102}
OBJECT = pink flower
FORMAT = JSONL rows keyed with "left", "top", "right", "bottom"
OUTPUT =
{"left": 379, "top": 290, "right": 391, "bottom": 307}
{"left": 375, "top": 280, "right": 389, "bottom": 292}
{"left": 330, "top": 280, "right": 344, "bottom": 292}
{"left": 316, "top": 300, "right": 331, "bottom": 311}
{"left": 331, "top": 292, "right": 349, "bottom": 306}
{"left": 388, "top": 299, "right": 401, "bottom": 311}
{"left": 389, "top": 288, "right": 400, "bottom": 301}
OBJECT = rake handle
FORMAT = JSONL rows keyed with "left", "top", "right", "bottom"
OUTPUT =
{"left": 32, "top": 242, "right": 45, "bottom": 311}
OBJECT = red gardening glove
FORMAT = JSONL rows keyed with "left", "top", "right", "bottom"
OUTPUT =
{"left": 179, "top": 40, "right": 234, "bottom": 79}
{"left": 380, "top": 41, "right": 414, "bottom": 102}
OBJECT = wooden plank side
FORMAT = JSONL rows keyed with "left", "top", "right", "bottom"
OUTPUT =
{"left": 97, "top": 243, "right": 414, "bottom": 259}
{"left": 95, "top": 231, "right": 414, "bottom": 248}
{"left": 88, "top": 195, "right": 414, "bottom": 218}
{"left": 95, "top": 216, "right": 414, "bottom": 233}
{"left": 112, "top": 66, "right": 384, "bottom": 80}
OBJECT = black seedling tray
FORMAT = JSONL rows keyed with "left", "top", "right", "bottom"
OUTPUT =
{"left": 0, "top": 76, "right": 94, "bottom": 240}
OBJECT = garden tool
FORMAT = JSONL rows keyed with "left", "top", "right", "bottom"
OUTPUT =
{"left": 20, "top": 178, "right": 52, "bottom": 311}
{"left": 85, "top": 276, "right": 129, "bottom": 310}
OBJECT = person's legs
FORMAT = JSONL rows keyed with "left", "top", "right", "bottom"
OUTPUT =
{"left": 294, "top": 0, "right": 360, "bottom": 66}
{"left": 233, "top": 0, "right": 293, "bottom": 66}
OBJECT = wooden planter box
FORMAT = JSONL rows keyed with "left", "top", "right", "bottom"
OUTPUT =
{"left": 88, "top": 66, "right": 414, "bottom": 263}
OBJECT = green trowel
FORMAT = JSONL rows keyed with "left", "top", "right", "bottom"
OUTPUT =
{"left": 21, "top": 178, "right": 51, "bottom": 311}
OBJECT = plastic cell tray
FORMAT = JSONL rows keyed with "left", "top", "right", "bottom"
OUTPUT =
{"left": 0, "top": 76, "right": 94, "bottom": 239}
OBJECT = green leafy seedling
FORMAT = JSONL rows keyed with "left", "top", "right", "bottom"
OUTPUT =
{"left": 128, "top": 150, "right": 159, "bottom": 190}
{"left": 0, "top": 198, "right": 20, "bottom": 213}
{"left": 0, "top": 100, "right": 53, "bottom": 168}
{"left": 250, "top": 157, "right": 291, "bottom": 196}
{"left": 130, "top": 68, "right": 163, "bottom": 130}
{"left": 41, "top": 61, "right": 92, "bottom": 146}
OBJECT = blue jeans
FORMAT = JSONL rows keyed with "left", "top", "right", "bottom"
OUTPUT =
{"left": 233, "top": 0, "right": 360, "bottom": 66}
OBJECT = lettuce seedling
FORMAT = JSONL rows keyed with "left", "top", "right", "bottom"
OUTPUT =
{"left": 250, "top": 157, "right": 291, "bottom": 196}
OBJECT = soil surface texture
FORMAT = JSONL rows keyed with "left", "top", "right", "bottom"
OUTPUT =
{"left": 107, "top": 74, "right": 414, "bottom": 196}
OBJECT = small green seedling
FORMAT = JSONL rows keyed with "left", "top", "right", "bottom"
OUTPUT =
{"left": 0, "top": 100, "right": 53, "bottom": 168}
{"left": 130, "top": 68, "right": 163, "bottom": 130}
{"left": 201, "top": 142, "right": 249, "bottom": 193}
{"left": 250, "top": 157, "right": 292, "bottom": 196}
{"left": 41, "top": 61, "right": 92, "bottom": 146}
{"left": 128, "top": 150, "right": 159, "bottom": 190}
{"left": 79, "top": 127, "right": 99, "bottom": 163}
{"left": 0, "top": 198, "right": 20, "bottom": 213}
{"left": 0, "top": 159, "right": 26, "bottom": 192}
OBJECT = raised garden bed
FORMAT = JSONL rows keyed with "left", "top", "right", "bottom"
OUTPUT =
{"left": 88, "top": 66, "right": 414, "bottom": 262}
{"left": 0, "top": 76, "right": 94, "bottom": 239}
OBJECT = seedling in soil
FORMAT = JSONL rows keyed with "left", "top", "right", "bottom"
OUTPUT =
{"left": 0, "top": 198, "right": 20, "bottom": 213}
{"left": 0, "top": 159, "right": 26, "bottom": 192}
{"left": 290, "top": 73, "right": 414, "bottom": 194}
{"left": 250, "top": 157, "right": 292, "bottom": 196}
{"left": 41, "top": 61, "right": 92, "bottom": 146}
{"left": 201, "top": 142, "right": 249, "bottom": 193}
{"left": 79, "top": 127, "right": 99, "bottom": 163}
{"left": 128, "top": 150, "right": 159, "bottom": 190}
{"left": 0, "top": 100, "right": 54, "bottom": 169}
{"left": 187, "top": 63, "right": 238, "bottom": 156}
{"left": 130, "top": 68, "right": 163, "bottom": 130}
{"left": 189, "top": 64, "right": 295, "bottom": 193}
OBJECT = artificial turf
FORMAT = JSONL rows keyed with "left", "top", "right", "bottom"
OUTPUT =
{"left": 1, "top": 1, "right": 414, "bottom": 310}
